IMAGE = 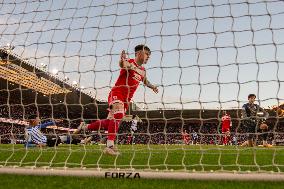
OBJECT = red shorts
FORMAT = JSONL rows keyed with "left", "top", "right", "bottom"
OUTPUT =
{"left": 183, "top": 137, "right": 189, "bottom": 142}
{"left": 108, "top": 90, "right": 130, "bottom": 112}
{"left": 222, "top": 127, "right": 230, "bottom": 133}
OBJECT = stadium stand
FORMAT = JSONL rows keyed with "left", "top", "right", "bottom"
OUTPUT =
{"left": 0, "top": 48, "right": 283, "bottom": 146}
{"left": 0, "top": 48, "right": 108, "bottom": 120}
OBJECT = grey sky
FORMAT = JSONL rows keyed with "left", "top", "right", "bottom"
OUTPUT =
{"left": 0, "top": 0, "right": 283, "bottom": 110}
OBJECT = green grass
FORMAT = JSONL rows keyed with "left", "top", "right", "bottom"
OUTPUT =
{"left": 1, "top": 144, "right": 284, "bottom": 189}
{"left": 0, "top": 144, "right": 284, "bottom": 172}
{"left": 1, "top": 174, "right": 284, "bottom": 189}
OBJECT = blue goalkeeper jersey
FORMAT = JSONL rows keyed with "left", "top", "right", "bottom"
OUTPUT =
{"left": 25, "top": 121, "right": 55, "bottom": 144}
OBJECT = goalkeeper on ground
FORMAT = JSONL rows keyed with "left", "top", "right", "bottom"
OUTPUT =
{"left": 241, "top": 94, "right": 272, "bottom": 147}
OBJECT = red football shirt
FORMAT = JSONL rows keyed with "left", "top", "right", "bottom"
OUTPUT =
{"left": 111, "top": 59, "right": 146, "bottom": 101}
{"left": 221, "top": 114, "right": 231, "bottom": 130}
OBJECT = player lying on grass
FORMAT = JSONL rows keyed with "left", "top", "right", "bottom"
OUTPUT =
{"left": 74, "top": 44, "right": 158, "bottom": 156}
{"left": 24, "top": 115, "right": 62, "bottom": 148}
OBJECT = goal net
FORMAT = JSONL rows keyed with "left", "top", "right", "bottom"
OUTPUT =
{"left": 0, "top": 0, "right": 284, "bottom": 180}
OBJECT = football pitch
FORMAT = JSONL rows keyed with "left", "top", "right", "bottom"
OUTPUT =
{"left": 1, "top": 144, "right": 284, "bottom": 189}
{"left": 1, "top": 174, "right": 284, "bottom": 189}
{"left": 0, "top": 144, "right": 284, "bottom": 172}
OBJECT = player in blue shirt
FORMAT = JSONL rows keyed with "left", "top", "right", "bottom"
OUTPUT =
{"left": 25, "top": 115, "right": 61, "bottom": 147}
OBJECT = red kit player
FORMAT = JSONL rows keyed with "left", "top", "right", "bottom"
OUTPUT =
{"left": 221, "top": 111, "right": 232, "bottom": 145}
{"left": 182, "top": 130, "right": 190, "bottom": 145}
{"left": 75, "top": 45, "right": 158, "bottom": 155}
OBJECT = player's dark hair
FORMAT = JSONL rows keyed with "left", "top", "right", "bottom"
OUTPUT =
{"left": 248, "top": 94, "right": 256, "bottom": 99}
{"left": 135, "top": 44, "right": 151, "bottom": 54}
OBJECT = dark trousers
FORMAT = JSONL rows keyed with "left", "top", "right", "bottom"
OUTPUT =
{"left": 244, "top": 120, "right": 268, "bottom": 141}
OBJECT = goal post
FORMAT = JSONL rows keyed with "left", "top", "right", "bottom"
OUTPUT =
{"left": 0, "top": 0, "right": 284, "bottom": 181}
{"left": 1, "top": 167, "right": 284, "bottom": 181}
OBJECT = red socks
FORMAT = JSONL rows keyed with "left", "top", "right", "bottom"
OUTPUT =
{"left": 107, "top": 112, "right": 124, "bottom": 141}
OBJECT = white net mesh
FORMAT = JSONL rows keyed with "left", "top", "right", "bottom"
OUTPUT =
{"left": 0, "top": 0, "right": 284, "bottom": 178}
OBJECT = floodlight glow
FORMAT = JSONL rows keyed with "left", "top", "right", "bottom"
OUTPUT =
{"left": 51, "top": 68, "right": 58, "bottom": 75}
{"left": 6, "top": 43, "right": 15, "bottom": 50}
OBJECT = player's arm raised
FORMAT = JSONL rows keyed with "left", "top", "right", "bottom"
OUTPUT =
{"left": 119, "top": 50, "right": 132, "bottom": 68}
{"left": 119, "top": 50, "right": 140, "bottom": 71}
